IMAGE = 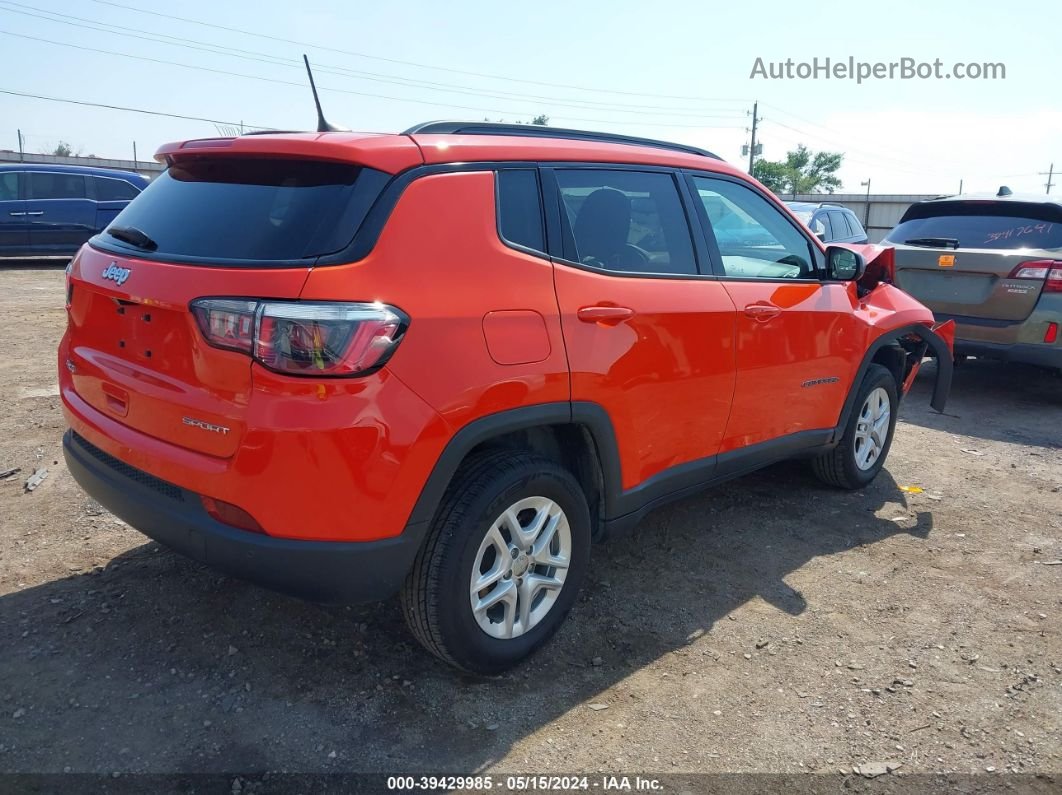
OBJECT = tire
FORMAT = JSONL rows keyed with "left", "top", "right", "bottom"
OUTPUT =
{"left": 811, "top": 363, "right": 899, "bottom": 490}
{"left": 400, "top": 450, "right": 591, "bottom": 674}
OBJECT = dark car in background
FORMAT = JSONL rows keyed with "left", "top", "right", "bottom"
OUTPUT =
{"left": 0, "top": 163, "right": 149, "bottom": 261}
{"left": 786, "top": 202, "right": 869, "bottom": 244}
{"left": 883, "top": 188, "right": 1062, "bottom": 370}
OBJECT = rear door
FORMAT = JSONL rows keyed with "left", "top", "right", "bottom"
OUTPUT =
{"left": 64, "top": 156, "right": 386, "bottom": 458}
{"left": 546, "top": 166, "right": 737, "bottom": 490}
{"left": 0, "top": 170, "right": 28, "bottom": 255}
{"left": 687, "top": 174, "right": 860, "bottom": 450}
{"left": 25, "top": 170, "right": 96, "bottom": 256}
{"left": 886, "top": 200, "right": 1062, "bottom": 321}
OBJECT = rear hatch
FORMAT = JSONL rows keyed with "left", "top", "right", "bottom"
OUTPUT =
{"left": 65, "top": 152, "right": 392, "bottom": 458}
{"left": 886, "top": 199, "right": 1062, "bottom": 321}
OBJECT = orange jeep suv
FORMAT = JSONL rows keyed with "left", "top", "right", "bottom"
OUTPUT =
{"left": 60, "top": 122, "right": 954, "bottom": 672}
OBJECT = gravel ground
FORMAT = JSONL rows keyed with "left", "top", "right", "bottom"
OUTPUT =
{"left": 0, "top": 267, "right": 1059, "bottom": 789}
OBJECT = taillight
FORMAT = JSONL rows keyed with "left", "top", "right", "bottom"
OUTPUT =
{"left": 190, "top": 299, "right": 407, "bottom": 377}
{"left": 190, "top": 299, "right": 257, "bottom": 354}
{"left": 65, "top": 260, "right": 74, "bottom": 309}
{"left": 1009, "top": 260, "right": 1062, "bottom": 293}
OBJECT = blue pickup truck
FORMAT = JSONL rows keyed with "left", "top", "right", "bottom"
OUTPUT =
{"left": 0, "top": 163, "right": 150, "bottom": 261}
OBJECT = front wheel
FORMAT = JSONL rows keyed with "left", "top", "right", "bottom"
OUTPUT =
{"left": 811, "top": 364, "right": 898, "bottom": 489}
{"left": 401, "top": 450, "right": 591, "bottom": 674}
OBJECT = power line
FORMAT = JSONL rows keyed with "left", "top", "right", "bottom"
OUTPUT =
{"left": 87, "top": 0, "right": 749, "bottom": 103}
{"left": 0, "top": 1, "right": 746, "bottom": 118}
{"left": 0, "top": 29, "right": 743, "bottom": 129}
{"left": 761, "top": 118, "right": 958, "bottom": 177}
{"left": 760, "top": 101, "right": 976, "bottom": 172}
{"left": 0, "top": 87, "right": 274, "bottom": 128}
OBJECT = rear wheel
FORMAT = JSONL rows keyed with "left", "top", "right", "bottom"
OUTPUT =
{"left": 401, "top": 450, "right": 590, "bottom": 674}
{"left": 811, "top": 364, "right": 898, "bottom": 489}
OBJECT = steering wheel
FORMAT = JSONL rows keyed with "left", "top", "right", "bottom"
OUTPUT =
{"left": 620, "top": 244, "right": 652, "bottom": 269}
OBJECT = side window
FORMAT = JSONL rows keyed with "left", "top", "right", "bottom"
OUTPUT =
{"left": 27, "top": 172, "right": 87, "bottom": 200}
{"left": 496, "top": 169, "right": 545, "bottom": 253}
{"left": 829, "top": 211, "right": 852, "bottom": 238}
{"left": 815, "top": 211, "right": 832, "bottom": 238}
{"left": 692, "top": 176, "right": 816, "bottom": 279}
{"left": 94, "top": 177, "right": 141, "bottom": 202}
{"left": 808, "top": 213, "right": 827, "bottom": 238}
{"left": 846, "top": 211, "right": 866, "bottom": 236}
{"left": 0, "top": 172, "right": 18, "bottom": 202}
{"left": 554, "top": 169, "right": 696, "bottom": 275}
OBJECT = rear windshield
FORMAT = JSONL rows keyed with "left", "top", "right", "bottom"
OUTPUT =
{"left": 96, "top": 158, "right": 389, "bottom": 264}
{"left": 885, "top": 202, "right": 1062, "bottom": 250}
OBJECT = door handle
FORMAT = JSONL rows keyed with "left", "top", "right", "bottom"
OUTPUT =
{"left": 25, "top": 211, "right": 44, "bottom": 216}
{"left": 577, "top": 305, "right": 635, "bottom": 325}
{"left": 8, "top": 211, "right": 26, "bottom": 216}
{"left": 744, "top": 302, "right": 782, "bottom": 321}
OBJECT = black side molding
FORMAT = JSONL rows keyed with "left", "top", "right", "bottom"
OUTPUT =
{"left": 833, "top": 323, "right": 953, "bottom": 443}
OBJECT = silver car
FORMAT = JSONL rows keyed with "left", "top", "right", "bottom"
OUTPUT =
{"left": 884, "top": 188, "right": 1062, "bottom": 370}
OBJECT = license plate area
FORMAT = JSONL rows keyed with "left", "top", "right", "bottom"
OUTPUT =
{"left": 113, "top": 298, "right": 164, "bottom": 362}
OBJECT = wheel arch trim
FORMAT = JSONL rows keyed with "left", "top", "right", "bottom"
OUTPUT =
{"left": 832, "top": 322, "right": 953, "bottom": 443}
{"left": 405, "top": 402, "right": 625, "bottom": 529}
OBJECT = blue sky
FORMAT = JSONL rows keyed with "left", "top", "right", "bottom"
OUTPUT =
{"left": 0, "top": 0, "right": 1058, "bottom": 194}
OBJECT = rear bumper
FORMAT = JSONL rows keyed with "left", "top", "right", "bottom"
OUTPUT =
{"left": 63, "top": 430, "right": 426, "bottom": 604}
{"left": 955, "top": 339, "right": 1062, "bottom": 369}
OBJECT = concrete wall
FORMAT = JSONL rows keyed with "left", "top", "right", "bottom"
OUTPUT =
{"left": 789, "top": 193, "right": 943, "bottom": 243}
{"left": 0, "top": 150, "right": 164, "bottom": 176}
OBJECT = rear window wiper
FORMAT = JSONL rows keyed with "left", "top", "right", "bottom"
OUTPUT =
{"left": 904, "top": 237, "right": 959, "bottom": 250}
{"left": 106, "top": 225, "right": 158, "bottom": 251}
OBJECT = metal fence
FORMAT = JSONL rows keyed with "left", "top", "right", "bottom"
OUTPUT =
{"left": 788, "top": 193, "right": 943, "bottom": 243}
{"left": 0, "top": 150, "right": 164, "bottom": 176}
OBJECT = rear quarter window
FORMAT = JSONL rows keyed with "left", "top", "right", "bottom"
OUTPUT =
{"left": 496, "top": 169, "right": 545, "bottom": 253}
{"left": 97, "top": 158, "right": 390, "bottom": 264}
{"left": 94, "top": 176, "right": 141, "bottom": 202}
{"left": 886, "top": 203, "right": 1062, "bottom": 250}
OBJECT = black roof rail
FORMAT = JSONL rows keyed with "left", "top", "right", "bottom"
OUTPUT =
{"left": 402, "top": 121, "right": 721, "bottom": 160}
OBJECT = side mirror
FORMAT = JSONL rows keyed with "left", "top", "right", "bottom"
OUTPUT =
{"left": 814, "top": 231, "right": 826, "bottom": 242}
{"left": 825, "top": 245, "right": 866, "bottom": 281}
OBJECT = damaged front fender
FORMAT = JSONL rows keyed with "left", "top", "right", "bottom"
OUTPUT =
{"left": 834, "top": 320, "right": 955, "bottom": 444}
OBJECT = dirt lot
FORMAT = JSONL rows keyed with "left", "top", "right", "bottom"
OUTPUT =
{"left": 1, "top": 266, "right": 1060, "bottom": 786}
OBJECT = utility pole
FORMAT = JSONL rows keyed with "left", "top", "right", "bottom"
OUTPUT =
{"left": 746, "top": 101, "right": 760, "bottom": 174}
{"left": 1041, "top": 163, "right": 1055, "bottom": 195}
{"left": 860, "top": 179, "right": 872, "bottom": 228}
{"left": 958, "top": 179, "right": 963, "bottom": 195}
{"left": 133, "top": 140, "right": 138, "bottom": 167}
{"left": 17, "top": 129, "right": 24, "bottom": 162}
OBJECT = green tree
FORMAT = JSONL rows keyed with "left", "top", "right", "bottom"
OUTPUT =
{"left": 482, "top": 115, "right": 550, "bottom": 125}
{"left": 52, "top": 141, "right": 74, "bottom": 157}
{"left": 752, "top": 144, "right": 843, "bottom": 197}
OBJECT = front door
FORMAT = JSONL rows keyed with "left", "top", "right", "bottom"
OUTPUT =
{"left": 687, "top": 174, "right": 861, "bottom": 452}
{"left": 547, "top": 166, "right": 737, "bottom": 493}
